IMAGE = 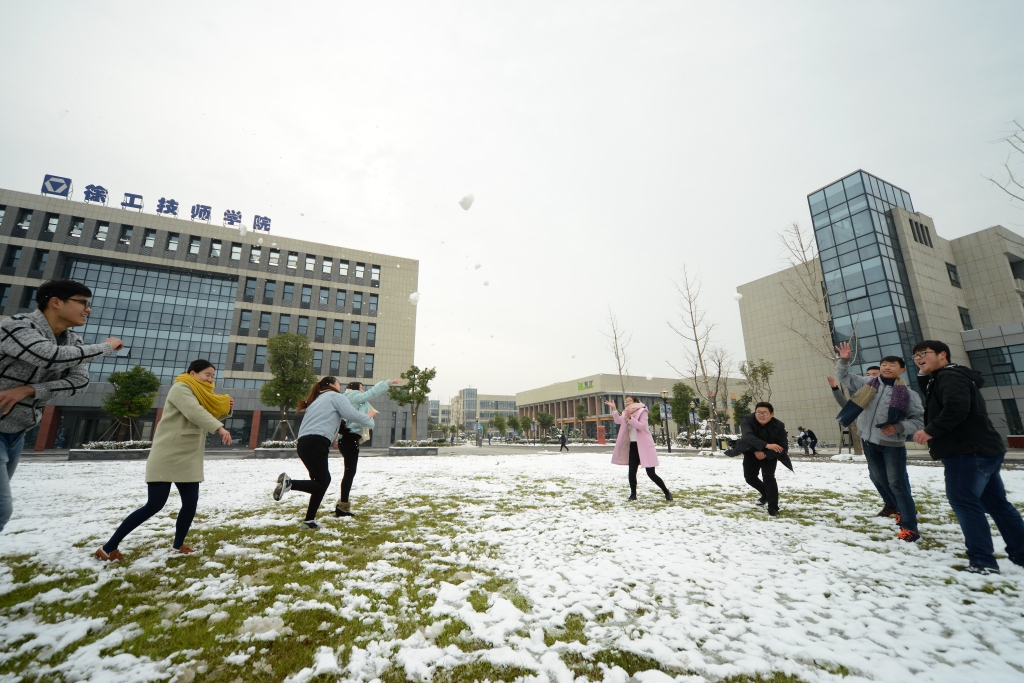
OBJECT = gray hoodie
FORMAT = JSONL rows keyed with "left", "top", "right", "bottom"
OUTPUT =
{"left": 835, "top": 357, "right": 924, "bottom": 447}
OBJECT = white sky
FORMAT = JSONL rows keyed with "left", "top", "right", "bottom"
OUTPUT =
{"left": 1, "top": 2, "right": 1022, "bottom": 402}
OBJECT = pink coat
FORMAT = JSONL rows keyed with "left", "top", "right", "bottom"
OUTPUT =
{"left": 611, "top": 405, "right": 659, "bottom": 467}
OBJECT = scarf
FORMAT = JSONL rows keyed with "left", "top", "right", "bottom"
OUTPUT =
{"left": 835, "top": 376, "right": 909, "bottom": 429}
{"left": 174, "top": 373, "right": 232, "bottom": 418}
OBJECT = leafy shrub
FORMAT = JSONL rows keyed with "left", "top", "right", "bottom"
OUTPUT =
{"left": 82, "top": 440, "right": 153, "bottom": 450}
{"left": 260, "top": 440, "right": 297, "bottom": 449}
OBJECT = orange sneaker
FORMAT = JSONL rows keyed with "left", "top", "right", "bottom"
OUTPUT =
{"left": 897, "top": 528, "right": 920, "bottom": 543}
{"left": 95, "top": 548, "right": 124, "bottom": 562}
{"left": 893, "top": 512, "right": 902, "bottom": 527}
{"left": 175, "top": 544, "right": 194, "bottom": 554}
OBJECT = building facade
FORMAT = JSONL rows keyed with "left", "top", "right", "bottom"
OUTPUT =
{"left": 0, "top": 185, "right": 425, "bottom": 449}
{"left": 448, "top": 389, "right": 517, "bottom": 432}
{"left": 737, "top": 170, "right": 1024, "bottom": 445}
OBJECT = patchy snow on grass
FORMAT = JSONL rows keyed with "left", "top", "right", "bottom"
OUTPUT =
{"left": 0, "top": 454, "right": 1022, "bottom": 682}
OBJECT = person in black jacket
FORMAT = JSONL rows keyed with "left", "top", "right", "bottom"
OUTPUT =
{"left": 912, "top": 339, "right": 1024, "bottom": 575}
{"left": 725, "top": 402, "right": 793, "bottom": 516}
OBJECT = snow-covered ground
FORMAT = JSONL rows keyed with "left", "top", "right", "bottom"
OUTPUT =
{"left": 1, "top": 454, "right": 1023, "bottom": 683}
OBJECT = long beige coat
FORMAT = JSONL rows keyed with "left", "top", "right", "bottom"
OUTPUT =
{"left": 145, "top": 382, "right": 230, "bottom": 483}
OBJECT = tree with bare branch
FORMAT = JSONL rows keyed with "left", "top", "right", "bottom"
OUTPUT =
{"left": 986, "top": 119, "right": 1024, "bottom": 206}
{"left": 602, "top": 307, "right": 632, "bottom": 400}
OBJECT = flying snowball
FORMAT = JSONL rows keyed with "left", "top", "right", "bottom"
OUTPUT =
{"left": 409, "top": 292, "right": 420, "bottom": 304}
{"left": 271, "top": 242, "right": 277, "bottom": 248}
{"left": 571, "top": 355, "right": 576, "bottom": 359}
{"left": 646, "top": 374, "right": 653, "bottom": 381}
{"left": 238, "top": 224, "right": 248, "bottom": 236}
{"left": 459, "top": 194, "right": 474, "bottom": 210}
{"left": 483, "top": 281, "right": 489, "bottom": 286}
{"left": 733, "top": 293, "right": 743, "bottom": 301}
{"left": 474, "top": 263, "right": 481, "bottom": 270}
{"left": 257, "top": 237, "right": 263, "bottom": 245}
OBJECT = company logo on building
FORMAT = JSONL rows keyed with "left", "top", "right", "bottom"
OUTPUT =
{"left": 40, "top": 174, "right": 72, "bottom": 198}
{"left": 577, "top": 380, "right": 594, "bottom": 391}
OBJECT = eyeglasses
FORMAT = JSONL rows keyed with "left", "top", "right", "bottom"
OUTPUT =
{"left": 912, "top": 351, "right": 935, "bottom": 360}
{"left": 66, "top": 298, "right": 92, "bottom": 310}
{"left": 754, "top": 410, "right": 771, "bottom": 416}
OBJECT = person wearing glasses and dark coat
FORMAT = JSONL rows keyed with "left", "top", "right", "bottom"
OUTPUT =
{"left": 725, "top": 402, "right": 792, "bottom": 517}
{"left": 0, "top": 280, "right": 123, "bottom": 533}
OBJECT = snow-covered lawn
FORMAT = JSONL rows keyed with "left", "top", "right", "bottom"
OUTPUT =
{"left": 1, "top": 454, "right": 1023, "bottom": 683}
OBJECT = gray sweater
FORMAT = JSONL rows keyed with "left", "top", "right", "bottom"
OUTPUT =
{"left": 296, "top": 391, "right": 372, "bottom": 442}
{"left": 835, "top": 357, "right": 924, "bottom": 447}
{"left": 0, "top": 309, "right": 113, "bottom": 434}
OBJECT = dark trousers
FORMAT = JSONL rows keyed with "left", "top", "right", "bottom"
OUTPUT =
{"left": 628, "top": 442, "right": 668, "bottom": 495}
{"left": 863, "top": 442, "right": 918, "bottom": 531}
{"left": 104, "top": 482, "right": 200, "bottom": 552}
{"left": 743, "top": 452, "right": 779, "bottom": 508}
{"left": 944, "top": 454, "right": 1024, "bottom": 570}
{"left": 559, "top": 442, "right": 568, "bottom": 451}
{"left": 292, "top": 435, "right": 332, "bottom": 521}
{"left": 338, "top": 432, "right": 361, "bottom": 503}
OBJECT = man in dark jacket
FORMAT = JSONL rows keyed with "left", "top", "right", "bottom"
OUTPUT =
{"left": 912, "top": 339, "right": 1024, "bottom": 575}
{"left": 725, "top": 402, "right": 792, "bottom": 517}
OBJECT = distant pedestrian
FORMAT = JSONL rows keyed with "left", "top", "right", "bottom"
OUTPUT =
{"left": 797, "top": 427, "right": 818, "bottom": 455}
{"left": 488, "top": 433, "right": 492, "bottom": 446}
{"left": 0, "top": 279, "right": 123, "bottom": 534}
{"left": 725, "top": 402, "right": 792, "bottom": 517}
{"left": 912, "top": 340, "right": 1024, "bottom": 574}
{"left": 96, "top": 360, "right": 232, "bottom": 560}
{"left": 835, "top": 342, "right": 924, "bottom": 542}
{"left": 559, "top": 430, "right": 568, "bottom": 452}
{"left": 606, "top": 397, "right": 673, "bottom": 502}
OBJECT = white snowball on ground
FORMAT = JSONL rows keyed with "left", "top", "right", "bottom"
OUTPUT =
{"left": 733, "top": 293, "right": 744, "bottom": 301}
{"left": 459, "top": 194, "right": 474, "bottom": 210}
{"left": 409, "top": 292, "right": 420, "bottom": 304}
{"left": 646, "top": 374, "right": 653, "bottom": 380}
{"left": 474, "top": 263, "right": 481, "bottom": 270}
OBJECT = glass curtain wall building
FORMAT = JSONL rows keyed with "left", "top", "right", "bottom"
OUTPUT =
{"left": 807, "top": 171, "right": 925, "bottom": 387}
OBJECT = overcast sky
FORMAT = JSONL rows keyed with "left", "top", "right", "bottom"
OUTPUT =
{"left": 1, "top": 2, "right": 1022, "bottom": 402}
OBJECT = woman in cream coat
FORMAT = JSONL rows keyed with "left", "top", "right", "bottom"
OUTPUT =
{"left": 95, "top": 359, "right": 232, "bottom": 561}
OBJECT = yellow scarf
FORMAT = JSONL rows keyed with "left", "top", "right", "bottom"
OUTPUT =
{"left": 174, "top": 373, "right": 231, "bottom": 418}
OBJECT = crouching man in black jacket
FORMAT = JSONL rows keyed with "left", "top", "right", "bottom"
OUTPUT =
{"left": 912, "top": 340, "right": 1024, "bottom": 575}
{"left": 725, "top": 402, "right": 793, "bottom": 517}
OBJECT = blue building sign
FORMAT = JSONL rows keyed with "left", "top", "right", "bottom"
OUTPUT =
{"left": 156, "top": 197, "right": 179, "bottom": 216}
{"left": 83, "top": 184, "right": 108, "bottom": 204}
{"left": 191, "top": 204, "right": 211, "bottom": 222}
{"left": 121, "top": 193, "right": 144, "bottom": 211}
{"left": 41, "top": 174, "right": 72, "bottom": 198}
{"left": 224, "top": 210, "right": 242, "bottom": 226}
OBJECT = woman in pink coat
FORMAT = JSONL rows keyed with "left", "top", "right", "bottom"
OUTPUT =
{"left": 605, "top": 397, "right": 673, "bottom": 501}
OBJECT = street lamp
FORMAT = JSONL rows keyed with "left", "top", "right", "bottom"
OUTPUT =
{"left": 661, "top": 389, "right": 672, "bottom": 453}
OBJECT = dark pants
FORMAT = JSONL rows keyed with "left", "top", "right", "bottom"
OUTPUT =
{"left": 560, "top": 442, "right": 568, "bottom": 451}
{"left": 292, "top": 435, "right": 332, "bottom": 521}
{"left": 338, "top": 432, "right": 361, "bottom": 503}
{"left": 104, "top": 482, "right": 200, "bottom": 552}
{"left": 863, "top": 442, "right": 918, "bottom": 531}
{"left": 628, "top": 442, "right": 669, "bottom": 495}
{"left": 801, "top": 438, "right": 818, "bottom": 455}
{"left": 743, "top": 453, "right": 779, "bottom": 509}
{"left": 944, "top": 454, "right": 1024, "bottom": 570}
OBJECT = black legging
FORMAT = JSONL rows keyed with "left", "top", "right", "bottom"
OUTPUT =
{"left": 104, "top": 482, "right": 199, "bottom": 552}
{"left": 628, "top": 443, "right": 669, "bottom": 496}
{"left": 338, "top": 432, "right": 361, "bottom": 503}
{"left": 743, "top": 452, "right": 779, "bottom": 507}
{"left": 292, "top": 435, "right": 332, "bottom": 521}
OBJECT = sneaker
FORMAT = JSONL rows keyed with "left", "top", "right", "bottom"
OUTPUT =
{"left": 95, "top": 548, "right": 124, "bottom": 562}
{"left": 897, "top": 528, "right": 920, "bottom": 543}
{"left": 768, "top": 507, "right": 780, "bottom": 517}
{"left": 627, "top": 494, "right": 637, "bottom": 501}
{"left": 876, "top": 505, "right": 898, "bottom": 518}
{"left": 893, "top": 512, "right": 902, "bottom": 527}
{"left": 664, "top": 491, "right": 673, "bottom": 502}
{"left": 273, "top": 472, "right": 291, "bottom": 501}
{"left": 175, "top": 544, "right": 195, "bottom": 554}
{"left": 964, "top": 565, "right": 1000, "bottom": 575}
{"left": 756, "top": 496, "right": 766, "bottom": 506}
{"left": 300, "top": 520, "right": 319, "bottom": 530}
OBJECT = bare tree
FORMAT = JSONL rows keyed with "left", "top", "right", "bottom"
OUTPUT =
{"left": 986, "top": 119, "right": 1024, "bottom": 206}
{"left": 602, "top": 307, "right": 632, "bottom": 400}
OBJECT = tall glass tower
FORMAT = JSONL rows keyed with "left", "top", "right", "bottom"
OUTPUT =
{"left": 807, "top": 171, "right": 924, "bottom": 387}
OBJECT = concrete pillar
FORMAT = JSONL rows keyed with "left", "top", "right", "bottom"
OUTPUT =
{"left": 35, "top": 405, "right": 62, "bottom": 451}
{"left": 249, "top": 410, "right": 262, "bottom": 449}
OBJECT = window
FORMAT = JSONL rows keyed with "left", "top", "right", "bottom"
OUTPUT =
{"left": 209, "top": 240, "right": 222, "bottom": 258}
{"left": 347, "top": 352, "right": 358, "bottom": 373}
{"left": 1003, "top": 399, "right": 1023, "bottom": 435}
{"left": 244, "top": 277, "right": 257, "bottom": 298}
{"left": 313, "top": 349, "right": 323, "bottom": 372}
{"left": 305, "top": 255, "right": 316, "bottom": 271}
{"left": 249, "top": 246, "right": 262, "bottom": 264}
{"left": 263, "top": 280, "right": 276, "bottom": 301}
{"left": 0, "top": 206, "right": 5, "bottom": 222}
{"left": 330, "top": 351, "right": 341, "bottom": 374}
{"left": 30, "top": 250, "right": 48, "bottom": 271}
{"left": 269, "top": 248, "right": 280, "bottom": 266}
{"left": 339, "top": 260, "right": 349, "bottom": 277}
{"left": 297, "top": 316, "right": 309, "bottom": 335}
{"left": 350, "top": 321, "right": 360, "bottom": 343}
{"left": 322, "top": 258, "right": 333, "bottom": 274}
{"left": 94, "top": 222, "right": 109, "bottom": 241}
{"left": 45, "top": 214, "right": 59, "bottom": 233}
{"left": 287, "top": 251, "right": 298, "bottom": 269}
{"left": 70, "top": 218, "right": 85, "bottom": 238}
{"left": 946, "top": 263, "right": 962, "bottom": 288}
{"left": 335, "top": 290, "right": 346, "bottom": 307}
{"left": 363, "top": 353, "right": 374, "bottom": 376}
{"left": 239, "top": 310, "right": 252, "bottom": 332}
{"left": 371, "top": 265, "right": 380, "bottom": 284}
{"left": 118, "top": 226, "right": 133, "bottom": 245}
{"left": 278, "top": 314, "right": 291, "bottom": 333}
{"left": 301, "top": 285, "right": 312, "bottom": 304}
{"left": 333, "top": 320, "right": 343, "bottom": 338}
{"left": 166, "top": 233, "right": 179, "bottom": 251}
{"left": 910, "top": 220, "right": 934, "bottom": 248}
{"left": 259, "top": 312, "right": 271, "bottom": 332}
{"left": 189, "top": 236, "right": 202, "bottom": 255}
{"left": 367, "top": 323, "right": 376, "bottom": 343}
{"left": 967, "top": 345, "right": 1024, "bottom": 387}
{"left": 352, "top": 292, "right": 363, "bottom": 311}
{"left": 254, "top": 345, "right": 267, "bottom": 369}
{"left": 4, "top": 247, "right": 22, "bottom": 268}
{"left": 315, "top": 317, "right": 326, "bottom": 340}
{"left": 283, "top": 282, "right": 294, "bottom": 302}
{"left": 15, "top": 209, "right": 32, "bottom": 230}
{"left": 355, "top": 262, "right": 365, "bottom": 279}
{"left": 369, "top": 294, "right": 378, "bottom": 312}
{"left": 318, "top": 287, "right": 329, "bottom": 305}
{"left": 20, "top": 287, "right": 37, "bottom": 310}
{"left": 230, "top": 243, "right": 242, "bottom": 260}
{"left": 959, "top": 307, "right": 973, "bottom": 331}
{"left": 0, "top": 284, "right": 8, "bottom": 309}
{"left": 234, "top": 344, "right": 248, "bottom": 364}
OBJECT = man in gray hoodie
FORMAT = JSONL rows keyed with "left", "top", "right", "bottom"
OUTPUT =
{"left": 0, "top": 279, "right": 123, "bottom": 531}
{"left": 835, "top": 342, "right": 924, "bottom": 542}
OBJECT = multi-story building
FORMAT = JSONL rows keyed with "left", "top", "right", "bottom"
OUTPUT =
{"left": 737, "top": 169, "right": 1024, "bottom": 445}
{"left": 0, "top": 182, "right": 424, "bottom": 449}
{"left": 448, "top": 389, "right": 517, "bottom": 432}
{"left": 439, "top": 404, "right": 451, "bottom": 426}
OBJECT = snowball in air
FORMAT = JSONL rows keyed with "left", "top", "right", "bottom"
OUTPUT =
{"left": 483, "top": 281, "right": 489, "bottom": 286}
{"left": 646, "top": 374, "right": 653, "bottom": 381}
{"left": 271, "top": 243, "right": 277, "bottom": 248}
{"left": 459, "top": 195, "right": 474, "bottom": 210}
{"left": 733, "top": 293, "right": 743, "bottom": 301}
{"left": 474, "top": 263, "right": 481, "bottom": 270}
{"left": 409, "top": 292, "right": 420, "bottom": 304}
{"left": 257, "top": 237, "right": 263, "bottom": 245}
{"left": 238, "top": 224, "right": 248, "bottom": 236}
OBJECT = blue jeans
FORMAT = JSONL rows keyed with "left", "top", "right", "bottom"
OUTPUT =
{"left": 0, "top": 431, "right": 26, "bottom": 533}
{"left": 944, "top": 454, "right": 1024, "bottom": 570}
{"left": 863, "top": 441, "right": 918, "bottom": 532}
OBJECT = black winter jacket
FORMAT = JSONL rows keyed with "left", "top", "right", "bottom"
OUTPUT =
{"left": 919, "top": 364, "right": 1006, "bottom": 460}
{"left": 730, "top": 414, "right": 794, "bottom": 472}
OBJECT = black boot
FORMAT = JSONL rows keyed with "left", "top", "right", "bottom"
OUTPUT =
{"left": 756, "top": 496, "right": 766, "bottom": 506}
{"left": 768, "top": 505, "right": 780, "bottom": 517}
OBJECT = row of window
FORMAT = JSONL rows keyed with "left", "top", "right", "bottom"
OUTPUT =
{"left": 2, "top": 246, "right": 48, "bottom": 272}
{"left": 809, "top": 171, "right": 914, "bottom": 218}
{"left": 966, "top": 345, "right": 1024, "bottom": 388}
{"left": 910, "top": 220, "right": 933, "bottom": 248}
{"left": 238, "top": 311, "right": 377, "bottom": 343}
{"left": 241, "top": 278, "right": 378, "bottom": 312}
{"left": 233, "top": 343, "right": 375, "bottom": 377}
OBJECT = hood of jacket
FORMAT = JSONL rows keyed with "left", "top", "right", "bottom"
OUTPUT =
{"left": 918, "top": 364, "right": 984, "bottom": 393}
